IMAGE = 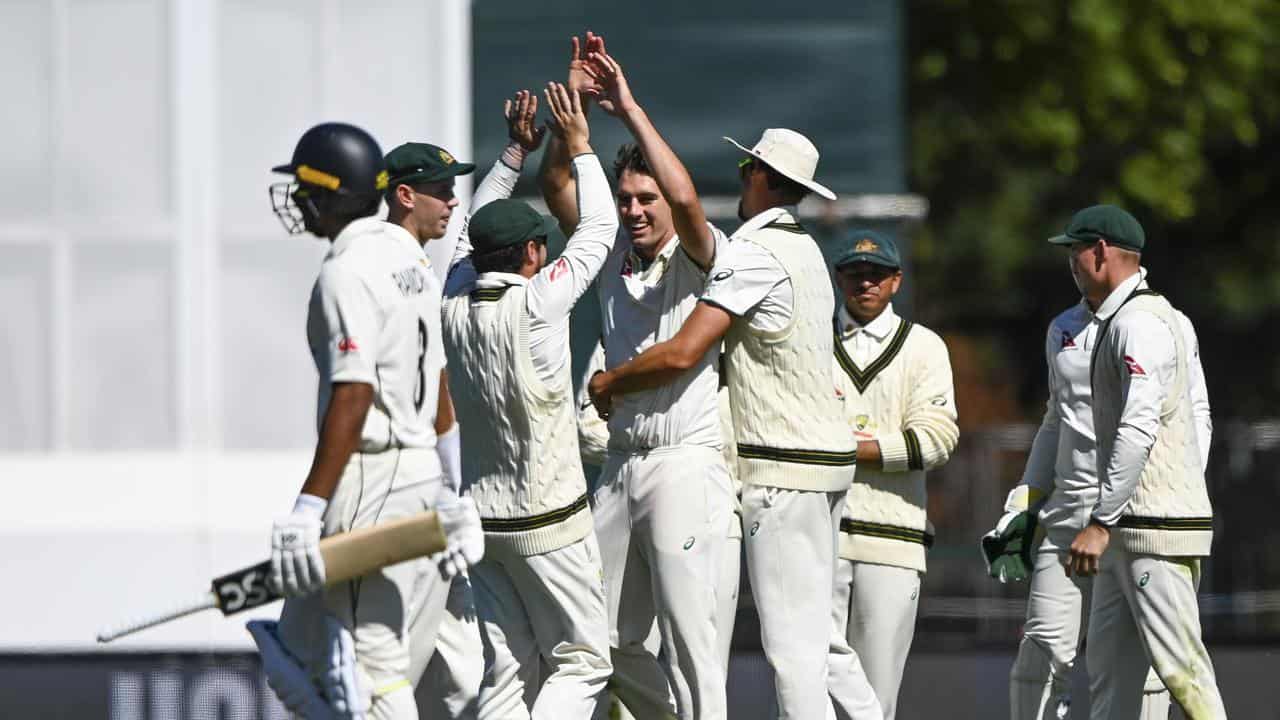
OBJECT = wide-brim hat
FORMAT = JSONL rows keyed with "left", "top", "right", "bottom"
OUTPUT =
{"left": 724, "top": 128, "right": 836, "bottom": 201}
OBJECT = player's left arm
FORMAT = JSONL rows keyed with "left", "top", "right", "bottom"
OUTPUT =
{"left": 589, "top": 302, "right": 732, "bottom": 410}
{"left": 1179, "top": 312, "right": 1213, "bottom": 471}
{"left": 1091, "top": 313, "right": 1176, "bottom": 525}
{"left": 1069, "top": 312, "right": 1175, "bottom": 576}
{"left": 864, "top": 331, "right": 959, "bottom": 472}
{"left": 446, "top": 91, "right": 545, "bottom": 294}
{"left": 585, "top": 49, "right": 716, "bottom": 269}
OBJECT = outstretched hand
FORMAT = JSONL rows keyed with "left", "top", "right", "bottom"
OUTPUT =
{"left": 543, "top": 82, "right": 590, "bottom": 154}
{"left": 582, "top": 49, "right": 637, "bottom": 117}
{"left": 566, "top": 32, "right": 607, "bottom": 96}
{"left": 504, "top": 89, "right": 546, "bottom": 152}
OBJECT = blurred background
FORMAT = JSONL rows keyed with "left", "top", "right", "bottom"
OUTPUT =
{"left": 1, "top": 0, "right": 1277, "bottom": 717}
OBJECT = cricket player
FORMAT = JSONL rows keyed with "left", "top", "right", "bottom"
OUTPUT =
{"left": 1051, "top": 205, "right": 1226, "bottom": 719}
{"left": 261, "top": 122, "right": 484, "bottom": 720}
{"left": 541, "top": 43, "right": 735, "bottom": 720}
{"left": 590, "top": 128, "right": 880, "bottom": 719}
{"left": 576, "top": 345, "right": 743, "bottom": 720}
{"left": 388, "top": 90, "right": 550, "bottom": 720}
{"left": 985, "top": 225, "right": 1214, "bottom": 720}
{"left": 441, "top": 82, "right": 616, "bottom": 719}
{"left": 826, "top": 231, "right": 958, "bottom": 720}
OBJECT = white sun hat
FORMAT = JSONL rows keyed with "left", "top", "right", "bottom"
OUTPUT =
{"left": 724, "top": 128, "right": 836, "bottom": 201}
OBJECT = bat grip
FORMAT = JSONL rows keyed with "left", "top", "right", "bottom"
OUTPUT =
{"left": 96, "top": 590, "right": 219, "bottom": 643}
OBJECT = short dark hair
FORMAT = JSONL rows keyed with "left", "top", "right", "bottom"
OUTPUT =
{"left": 472, "top": 238, "right": 541, "bottom": 275}
{"left": 760, "top": 163, "right": 810, "bottom": 204}
{"left": 613, "top": 143, "right": 652, "bottom": 181}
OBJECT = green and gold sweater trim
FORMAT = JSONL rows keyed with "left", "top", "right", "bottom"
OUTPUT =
{"left": 737, "top": 443, "right": 857, "bottom": 467}
{"left": 833, "top": 319, "right": 914, "bottom": 394}
{"left": 840, "top": 518, "right": 934, "bottom": 548}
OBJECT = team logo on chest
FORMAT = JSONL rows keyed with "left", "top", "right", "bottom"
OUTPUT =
{"left": 855, "top": 414, "right": 870, "bottom": 431}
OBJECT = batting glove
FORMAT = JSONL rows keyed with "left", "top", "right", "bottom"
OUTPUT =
{"left": 270, "top": 494, "right": 327, "bottom": 597}
{"left": 981, "top": 510, "right": 1037, "bottom": 583}
{"left": 434, "top": 494, "right": 484, "bottom": 579}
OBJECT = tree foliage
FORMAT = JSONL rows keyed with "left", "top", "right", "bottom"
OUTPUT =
{"left": 907, "top": 0, "right": 1280, "bottom": 415}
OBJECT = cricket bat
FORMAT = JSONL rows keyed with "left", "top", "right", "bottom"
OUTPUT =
{"left": 96, "top": 511, "right": 447, "bottom": 643}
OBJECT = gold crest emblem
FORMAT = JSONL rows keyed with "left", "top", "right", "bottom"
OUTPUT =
{"left": 374, "top": 170, "right": 389, "bottom": 190}
{"left": 439, "top": 149, "right": 456, "bottom": 165}
{"left": 855, "top": 238, "right": 879, "bottom": 253}
{"left": 855, "top": 414, "right": 870, "bottom": 431}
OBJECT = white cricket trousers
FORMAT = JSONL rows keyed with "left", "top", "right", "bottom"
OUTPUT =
{"left": 828, "top": 559, "right": 917, "bottom": 720}
{"left": 1011, "top": 548, "right": 1169, "bottom": 720}
{"left": 1086, "top": 547, "right": 1226, "bottom": 720}
{"left": 279, "top": 448, "right": 445, "bottom": 720}
{"left": 594, "top": 445, "right": 734, "bottom": 720}
{"left": 472, "top": 532, "right": 613, "bottom": 719}
{"left": 607, "top": 510, "right": 742, "bottom": 720}
{"left": 744, "top": 485, "right": 875, "bottom": 720}
{"left": 412, "top": 573, "right": 483, "bottom": 719}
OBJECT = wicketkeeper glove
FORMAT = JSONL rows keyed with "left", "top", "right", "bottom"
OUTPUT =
{"left": 981, "top": 510, "right": 1038, "bottom": 583}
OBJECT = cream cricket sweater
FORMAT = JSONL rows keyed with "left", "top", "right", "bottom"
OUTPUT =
{"left": 1092, "top": 290, "right": 1213, "bottom": 557}
{"left": 443, "top": 282, "right": 592, "bottom": 555}
{"left": 722, "top": 215, "right": 857, "bottom": 491}
{"left": 832, "top": 305, "right": 958, "bottom": 572}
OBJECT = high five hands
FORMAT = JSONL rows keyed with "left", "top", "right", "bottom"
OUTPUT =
{"left": 582, "top": 47, "right": 637, "bottom": 117}
{"left": 504, "top": 89, "right": 546, "bottom": 153}
{"left": 543, "top": 82, "right": 590, "bottom": 156}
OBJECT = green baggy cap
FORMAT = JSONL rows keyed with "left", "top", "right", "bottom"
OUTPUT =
{"left": 468, "top": 199, "right": 559, "bottom": 255}
{"left": 1048, "top": 204, "right": 1145, "bottom": 251}
{"left": 834, "top": 229, "right": 902, "bottom": 269}
{"left": 384, "top": 142, "right": 476, "bottom": 186}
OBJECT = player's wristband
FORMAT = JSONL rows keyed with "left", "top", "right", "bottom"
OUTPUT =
{"left": 292, "top": 493, "right": 328, "bottom": 519}
{"left": 500, "top": 142, "right": 527, "bottom": 171}
{"left": 437, "top": 423, "right": 463, "bottom": 494}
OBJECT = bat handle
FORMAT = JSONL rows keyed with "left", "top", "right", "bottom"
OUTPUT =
{"left": 96, "top": 590, "right": 220, "bottom": 643}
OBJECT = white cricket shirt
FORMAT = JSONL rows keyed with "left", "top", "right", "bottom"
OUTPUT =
{"left": 445, "top": 153, "right": 617, "bottom": 382}
{"left": 599, "top": 223, "right": 729, "bottom": 451}
{"left": 699, "top": 205, "right": 796, "bottom": 332}
{"left": 1017, "top": 269, "right": 1211, "bottom": 549}
{"left": 306, "top": 216, "right": 446, "bottom": 454}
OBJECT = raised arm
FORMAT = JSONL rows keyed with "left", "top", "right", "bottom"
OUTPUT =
{"left": 585, "top": 48, "right": 715, "bottom": 269}
{"left": 446, "top": 90, "right": 547, "bottom": 294}
{"left": 537, "top": 33, "right": 604, "bottom": 237}
{"left": 525, "top": 82, "right": 619, "bottom": 323}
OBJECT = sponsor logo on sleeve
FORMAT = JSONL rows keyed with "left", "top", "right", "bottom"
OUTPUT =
{"left": 1061, "top": 331, "right": 1077, "bottom": 349}
{"left": 337, "top": 337, "right": 360, "bottom": 353}
{"left": 549, "top": 257, "right": 569, "bottom": 282}
{"left": 1123, "top": 354, "right": 1147, "bottom": 376}
{"left": 712, "top": 269, "right": 735, "bottom": 283}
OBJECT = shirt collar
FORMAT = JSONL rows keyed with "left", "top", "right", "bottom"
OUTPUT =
{"left": 1092, "top": 268, "right": 1146, "bottom": 321}
{"left": 476, "top": 271, "right": 527, "bottom": 289}
{"left": 327, "top": 216, "right": 385, "bottom": 258}
{"left": 627, "top": 233, "right": 680, "bottom": 276}
{"left": 837, "top": 303, "right": 898, "bottom": 340}
{"left": 732, "top": 204, "right": 797, "bottom": 239}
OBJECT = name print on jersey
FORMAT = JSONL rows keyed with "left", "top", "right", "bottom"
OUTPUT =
{"left": 391, "top": 265, "right": 429, "bottom": 297}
